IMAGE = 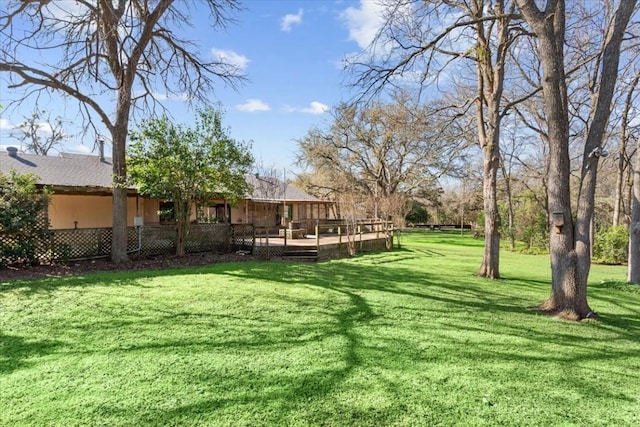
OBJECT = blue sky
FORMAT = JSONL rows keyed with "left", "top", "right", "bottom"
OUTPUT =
{"left": 0, "top": 0, "right": 385, "bottom": 174}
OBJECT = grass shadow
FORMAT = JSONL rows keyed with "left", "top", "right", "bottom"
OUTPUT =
{"left": 0, "top": 331, "right": 61, "bottom": 375}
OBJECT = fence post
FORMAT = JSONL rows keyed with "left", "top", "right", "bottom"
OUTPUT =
{"left": 283, "top": 225, "right": 287, "bottom": 251}
{"left": 251, "top": 225, "right": 256, "bottom": 253}
{"left": 315, "top": 224, "right": 320, "bottom": 251}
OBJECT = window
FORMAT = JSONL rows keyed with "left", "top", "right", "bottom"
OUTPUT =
{"left": 158, "top": 201, "right": 175, "bottom": 223}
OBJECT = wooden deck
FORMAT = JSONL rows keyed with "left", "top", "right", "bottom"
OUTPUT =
{"left": 254, "top": 231, "right": 391, "bottom": 247}
{"left": 246, "top": 222, "right": 395, "bottom": 260}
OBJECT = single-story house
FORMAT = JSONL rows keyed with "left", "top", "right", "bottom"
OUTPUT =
{"left": 0, "top": 147, "right": 336, "bottom": 230}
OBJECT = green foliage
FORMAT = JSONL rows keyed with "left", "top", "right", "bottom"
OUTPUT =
{"left": 405, "top": 199, "right": 429, "bottom": 224}
{"left": 476, "top": 209, "right": 485, "bottom": 228}
{"left": 0, "top": 170, "right": 50, "bottom": 266}
{"left": 128, "top": 107, "right": 253, "bottom": 255}
{"left": 518, "top": 200, "right": 548, "bottom": 252}
{"left": 128, "top": 107, "right": 253, "bottom": 205}
{"left": 593, "top": 225, "right": 629, "bottom": 265}
{"left": 498, "top": 192, "right": 548, "bottom": 254}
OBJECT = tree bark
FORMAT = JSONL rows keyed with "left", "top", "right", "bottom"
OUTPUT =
{"left": 475, "top": 0, "right": 511, "bottom": 279}
{"left": 573, "top": 0, "right": 636, "bottom": 308}
{"left": 629, "top": 134, "right": 640, "bottom": 283}
{"left": 110, "top": 95, "right": 131, "bottom": 262}
{"left": 516, "top": 0, "right": 587, "bottom": 319}
{"left": 614, "top": 72, "right": 640, "bottom": 226}
{"left": 517, "top": 0, "right": 636, "bottom": 318}
{"left": 175, "top": 198, "right": 189, "bottom": 257}
{"left": 479, "top": 140, "right": 501, "bottom": 278}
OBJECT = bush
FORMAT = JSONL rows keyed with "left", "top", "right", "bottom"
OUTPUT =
{"left": 0, "top": 170, "right": 50, "bottom": 266}
{"left": 593, "top": 225, "right": 629, "bottom": 265}
{"left": 405, "top": 200, "right": 429, "bottom": 224}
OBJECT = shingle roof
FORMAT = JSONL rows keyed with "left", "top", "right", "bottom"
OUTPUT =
{"left": 0, "top": 149, "right": 120, "bottom": 190}
{"left": 0, "top": 149, "right": 330, "bottom": 203}
{"left": 246, "top": 174, "right": 328, "bottom": 203}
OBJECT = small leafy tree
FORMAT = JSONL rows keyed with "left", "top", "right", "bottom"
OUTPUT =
{"left": 128, "top": 108, "right": 253, "bottom": 256}
{"left": 0, "top": 170, "right": 50, "bottom": 266}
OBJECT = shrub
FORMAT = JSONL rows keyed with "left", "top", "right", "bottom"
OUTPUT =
{"left": 405, "top": 199, "right": 429, "bottom": 224}
{"left": 593, "top": 225, "right": 629, "bottom": 265}
{"left": 0, "top": 170, "right": 50, "bottom": 266}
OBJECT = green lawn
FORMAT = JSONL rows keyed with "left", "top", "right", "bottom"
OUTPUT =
{"left": 1, "top": 231, "right": 639, "bottom": 426}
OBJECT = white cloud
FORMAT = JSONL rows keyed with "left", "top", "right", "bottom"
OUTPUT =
{"left": 302, "top": 101, "right": 329, "bottom": 114}
{"left": 149, "top": 92, "right": 191, "bottom": 102}
{"left": 211, "top": 48, "right": 250, "bottom": 72}
{"left": 281, "top": 9, "right": 303, "bottom": 32}
{"left": 236, "top": 99, "right": 270, "bottom": 112}
{"left": 286, "top": 101, "right": 329, "bottom": 115}
{"left": 35, "top": 121, "right": 53, "bottom": 134}
{"left": 67, "top": 144, "right": 92, "bottom": 154}
{"left": 340, "top": 1, "right": 385, "bottom": 49}
{"left": 0, "top": 118, "right": 14, "bottom": 130}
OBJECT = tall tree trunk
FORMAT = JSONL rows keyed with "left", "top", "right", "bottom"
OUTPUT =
{"left": 475, "top": 0, "right": 510, "bottom": 279}
{"left": 110, "top": 118, "right": 131, "bottom": 261}
{"left": 176, "top": 220, "right": 186, "bottom": 257}
{"left": 629, "top": 134, "right": 640, "bottom": 284}
{"left": 613, "top": 148, "right": 627, "bottom": 227}
{"left": 517, "top": 0, "right": 590, "bottom": 319}
{"left": 110, "top": 72, "right": 135, "bottom": 262}
{"left": 517, "top": 0, "right": 636, "bottom": 319}
{"left": 479, "top": 139, "right": 501, "bottom": 278}
{"left": 175, "top": 198, "right": 189, "bottom": 257}
{"left": 614, "top": 72, "right": 640, "bottom": 226}
{"left": 574, "top": 0, "right": 636, "bottom": 309}
{"left": 500, "top": 156, "right": 516, "bottom": 251}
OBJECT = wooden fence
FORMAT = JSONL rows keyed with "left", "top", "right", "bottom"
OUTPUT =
{"left": 1, "top": 223, "right": 235, "bottom": 265}
{"left": 1, "top": 220, "right": 392, "bottom": 265}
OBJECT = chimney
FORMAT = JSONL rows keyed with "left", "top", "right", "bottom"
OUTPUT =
{"left": 7, "top": 146, "right": 18, "bottom": 158}
{"left": 98, "top": 139, "right": 105, "bottom": 162}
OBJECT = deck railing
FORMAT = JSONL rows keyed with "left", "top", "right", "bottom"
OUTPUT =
{"left": 252, "top": 221, "right": 394, "bottom": 259}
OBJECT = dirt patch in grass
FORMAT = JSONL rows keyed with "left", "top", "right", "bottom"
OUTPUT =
{"left": 0, "top": 251, "right": 255, "bottom": 282}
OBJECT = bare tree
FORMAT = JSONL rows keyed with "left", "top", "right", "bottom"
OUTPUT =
{"left": 296, "top": 93, "right": 469, "bottom": 224}
{"left": 515, "top": 0, "right": 638, "bottom": 319}
{"left": 0, "top": 0, "right": 244, "bottom": 262}
{"left": 336, "top": 190, "right": 369, "bottom": 257}
{"left": 12, "top": 108, "right": 69, "bottom": 155}
{"left": 348, "top": 0, "right": 524, "bottom": 278}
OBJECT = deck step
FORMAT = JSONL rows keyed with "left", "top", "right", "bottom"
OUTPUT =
{"left": 283, "top": 249, "right": 318, "bottom": 260}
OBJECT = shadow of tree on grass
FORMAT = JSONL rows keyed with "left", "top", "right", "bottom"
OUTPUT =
{"left": 0, "top": 331, "right": 61, "bottom": 375}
